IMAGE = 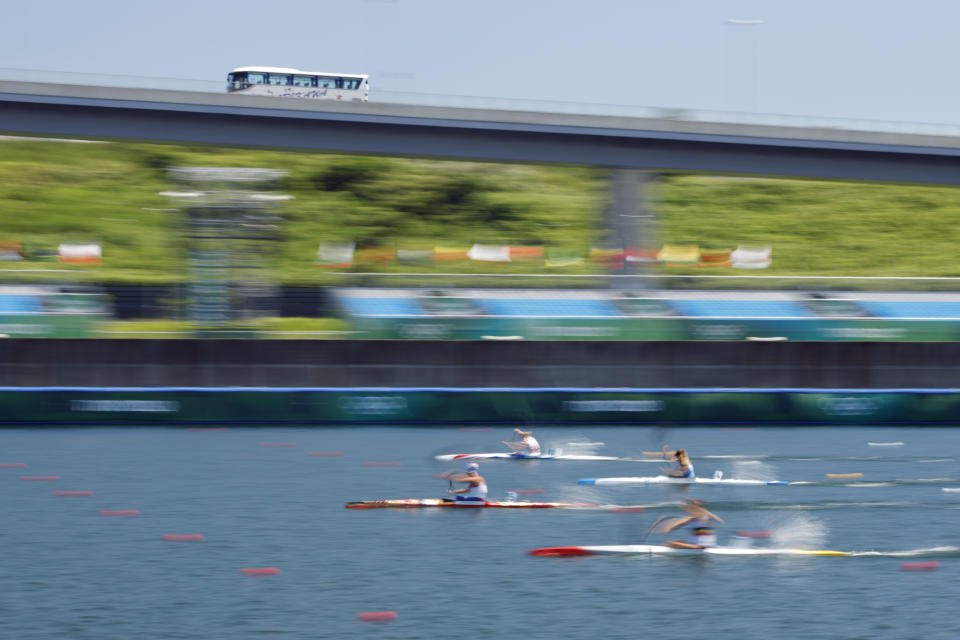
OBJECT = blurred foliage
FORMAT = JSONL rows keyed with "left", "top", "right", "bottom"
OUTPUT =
{"left": 3, "top": 139, "right": 960, "bottom": 289}
{"left": 99, "top": 317, "right": 350, "bottom": 338}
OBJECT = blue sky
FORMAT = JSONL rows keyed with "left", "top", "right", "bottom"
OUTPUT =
{"left": 3, "top": 0, "right": 958, "bottom": 124}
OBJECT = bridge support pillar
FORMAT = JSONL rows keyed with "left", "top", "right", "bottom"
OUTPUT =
{"left": 607, "top": 169, "right": 659, "bottom": 290}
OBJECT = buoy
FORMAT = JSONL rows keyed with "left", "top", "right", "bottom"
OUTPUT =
{"left": 307, "top": 451, "right": 344, "bottom": 456}
{"left": 241, "top": 567, "right": 281, "bottom": 576}
{"left": 901, "top": 561, "right": 939, "bottom": 572}
{"left": 509, "top": 489, "right": 544, "bottom": 494}
{"left": 826, "top": 473, "right": 863, "bottom": 479}
{"left": 736, "top": 530, "right": 772, "bottom": 539}
{"left": 258, "top": 442, "right": 296, "bottom": 447}
{"left": 19, "top": 475, "right": 60, "bottom": 481}
{"left": 0, "top": 462, "right": 26, "bottom": 468}
{"left": 357, "top": 611, "right": 398, "bottom": 622}
{"left": 363, "top": 462, "right": 402, "bottom": 467}
{"left": 162, "top": 533, "right": 204, "bottom": 542}
{"left": 53, "top": 490, "right": 93, "bottom": 497}
{"left": 100, "top": 510, "right": 140, "bottom": 516}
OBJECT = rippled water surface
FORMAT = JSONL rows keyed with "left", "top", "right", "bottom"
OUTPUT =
{"left": 2, "top": 425, "right": 960, "bottom": 640}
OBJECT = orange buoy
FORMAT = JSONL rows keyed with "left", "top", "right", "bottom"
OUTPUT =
{"left": 901, "top": 561, "right": 939, "bottom": 572}
{"left": 53, "top": 490, "right": 93, "bottom": 497}
{"left": 357, "top": 611, "right": 398, "bottom": 622}
{"left": 100, "top": 510, "right": 140, "bottom": 516}
{"left": 363, "top": 462, "right": 402, "bottom": 467}
{"left": 307, "top": 451, "right": 344, "bottom": 456}
{"left": 241, "top": 567, "right": 281, "bottom": 576}
{"left": 258, "top": 442, "right": 296, "bottom": 447}
{"left": 20, "top": 475, "right": 60, "bottom": 481}
{"left": 0, "top": 462, "right": 26, "bottom": 468}
{"left": 162, "top": 533, "right": 204, "bottom": 542}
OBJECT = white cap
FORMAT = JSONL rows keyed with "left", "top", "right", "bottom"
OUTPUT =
{"left": 466, "top": 463, "right": 479, "bottom": 473}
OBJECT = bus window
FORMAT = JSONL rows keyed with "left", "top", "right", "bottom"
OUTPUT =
{"left": 267, "top": 73, "right": 291, "bottom": 86}
{"left": 292, "top": 74, "right": 313, "bottom": 87}
{"left": 317, "top": 76, "right": 336, "bottom": 88}
{"left": 247, "top": 72, "right": 266, "bottom": 85}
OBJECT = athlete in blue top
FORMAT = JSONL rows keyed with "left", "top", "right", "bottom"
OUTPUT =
{"left": 661, "top": 448, "right": 694, "bottom": 478}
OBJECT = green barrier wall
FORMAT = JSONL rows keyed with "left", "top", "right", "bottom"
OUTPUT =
{"left": 0, "top": 315, "right": 101, "bottom": 338}
{"left": 349, "top": 316, "right": 960, "bottom": 341}
{"left": 2, "top": 388, "right": 959, "bottom": 425}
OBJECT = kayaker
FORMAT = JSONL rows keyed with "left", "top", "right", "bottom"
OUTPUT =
{"left": 659, "top": 498, "right": 724, "bottom": 549}
{"left": 503, "top": 428, "right": 541, "bottom": 456}
{"left": 447, "top": 462, "right": 488, "bottom": 506}
{"left": 661, "top": 448, "right": 694, "bottom": 478}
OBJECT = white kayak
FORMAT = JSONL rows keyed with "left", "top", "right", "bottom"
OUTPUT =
{"left": 529, "top": 544, "right": 849, "bottom": 557}
{"left": 435, "top": 452, "right": 646, "bottom": 462}
{"left": 346, "top": 498, "right": 596, "bottom": 509}
{"left": 578, "top": 475, "right": 788, "bottom": 486}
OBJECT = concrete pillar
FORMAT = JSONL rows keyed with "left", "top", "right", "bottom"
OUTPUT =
{"left": 607, "top": 169, "right": 659, "bottom": 290}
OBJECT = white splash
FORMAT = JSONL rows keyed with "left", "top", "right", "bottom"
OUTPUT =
{"left": 730, "top": 460, "right": 778, "bottom": 481}
{"left": 768, "top": 513, "right": 829, "bottom": 549}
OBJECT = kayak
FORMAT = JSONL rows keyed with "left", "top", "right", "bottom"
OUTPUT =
{"left": 346, "top": 499, "right": 597, "bottom": 509}
{"left": 529, "top": 544, "right": 848, "bottom": 557}
{"left": 578, "top": 475, "right": 788, "bottom": 486}
{"left": 435, "top": 452, "right": 649, "bottom": 462}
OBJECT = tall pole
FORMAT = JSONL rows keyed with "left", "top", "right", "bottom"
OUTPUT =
{"left": 724, "top": 18, "right": 764, "bottom": 114}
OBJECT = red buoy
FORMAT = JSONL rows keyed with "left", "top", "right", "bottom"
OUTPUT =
{"left": 901, "top": 561, "right": 939, "bottom": 572}
{"left": 241, "top": 567, "right": 281, "bottom": 576}
{"left": 357, "top": 611, "right": 398, "bottom": 622}
{"left": 53, "top": 490, "right": 93, "bottom": 497}
{"left": 0, "top": 462, "right": 26, "bottom": 468}
{"left": 20, "top": 475, "right": 60, "bottom": 481}
{"left": 307, "top": 451, "right": 344, "bottom": 456}
{"left": 100, "top": 510, "right": 140, "bottom": 516}
{"left": 162, "top": 533, "right": 204, "bottom": 542}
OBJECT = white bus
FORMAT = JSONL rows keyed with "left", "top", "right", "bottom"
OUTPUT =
{"left": 226, "top": 67, "right": 369, "bottom": 102}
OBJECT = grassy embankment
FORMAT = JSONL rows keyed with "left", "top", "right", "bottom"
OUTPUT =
{"left": 3, "top": 137, "right": 960, "bottom": 296}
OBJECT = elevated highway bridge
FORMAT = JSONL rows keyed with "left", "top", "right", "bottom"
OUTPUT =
{"left": 3, "top": 79, "right": 960, "bottom": 255}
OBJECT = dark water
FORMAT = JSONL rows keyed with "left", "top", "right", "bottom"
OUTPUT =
{"left": 2, "top": 425, "right": 960, "bottom": 639}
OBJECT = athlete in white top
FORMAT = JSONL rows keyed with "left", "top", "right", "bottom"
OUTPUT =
{"left": 503, "top": 428, "right": 541, "bottom": 456}
{"left": 448, "top": 462, "right": 488, "bottom": 505}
